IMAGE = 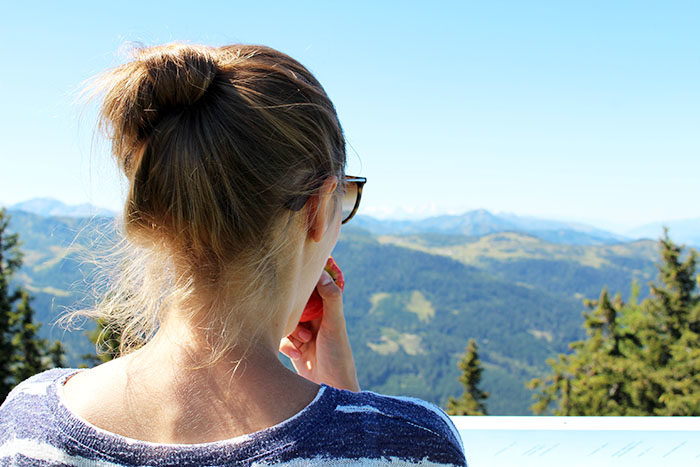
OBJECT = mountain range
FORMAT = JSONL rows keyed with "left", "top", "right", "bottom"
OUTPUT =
{"left": 8, "top": 197, "right": 699, "bottom": 246}
{"left": 353, "top": 211, "right": 628, "bottom": 245}
{"left": 2, "top": 198, "right": 696, "bottom": 414}
{"left": 9, "top": 198, "right": 117, "bottom": 218}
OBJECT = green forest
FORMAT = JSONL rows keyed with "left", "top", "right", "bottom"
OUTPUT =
{"left": 2, "top": 208, "right": 698, "bottom": 416}
{"left": 529, "top": 231, "right": 700, "bottom": 415}
{"left": 0, "top": 209, "right": 66, "bottom": 402}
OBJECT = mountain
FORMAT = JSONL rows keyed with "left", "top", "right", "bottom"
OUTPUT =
{"left": 354, "top": 210, "right": 628, "bottom": 245}
{"left": 376, "top": 231, "right": 659, "bottom": 302}
{"left": 3, "top": 209, "right": 666, "bottom": 414}
{"left": 9, "top": 198, "right": 116, "bottom": 218}
{"left": 8, "top": 197, "right": 696, "bottom": 247}
{"left": 334, "top": 228, "right": 587, "bottom": 414}
{"left": 626, "top": 218, "right": 700, "bottom": 248}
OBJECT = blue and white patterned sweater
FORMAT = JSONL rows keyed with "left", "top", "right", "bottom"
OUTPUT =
{"left": 0, "top": 369, "right": 467, "bottom": 466}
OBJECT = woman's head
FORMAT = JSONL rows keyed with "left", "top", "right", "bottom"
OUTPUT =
{"left": 102, "top": 43, "right": 345, "bottom": 271}
{"left": 85, "top": 43, "right": 347, "bottom": 357}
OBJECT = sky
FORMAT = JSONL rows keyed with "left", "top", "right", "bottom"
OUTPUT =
{"left": 1, "top": 1, "right": 699, "bottom": 232}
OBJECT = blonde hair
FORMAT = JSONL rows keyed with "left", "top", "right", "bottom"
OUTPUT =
{"left": 72, "top": 43, "right": 346, "bottom": 360}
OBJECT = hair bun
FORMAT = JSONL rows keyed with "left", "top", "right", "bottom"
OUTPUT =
{"left": 139, "top": 44, "right": 219, "bottom": 110}
{"left": 98, "top": 43, "right": 219, "bottom": 173}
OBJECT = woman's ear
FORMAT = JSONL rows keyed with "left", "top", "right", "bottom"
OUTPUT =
{"left": 306, "top": 176, "right": 338, "bottom": 243}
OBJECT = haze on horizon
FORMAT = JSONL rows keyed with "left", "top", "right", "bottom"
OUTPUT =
{"left": 1, "top": 1, "right": 698, "bottom": 232}
{"left": 6, "top": 196, "right": 698, "bottom": 242}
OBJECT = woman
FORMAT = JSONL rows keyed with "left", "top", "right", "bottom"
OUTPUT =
{"left": 0, "top": 43, "right": 466, "bottom": 466}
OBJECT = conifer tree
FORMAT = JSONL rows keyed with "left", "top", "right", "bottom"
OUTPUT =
{"left": 529, "top": 289, "right": 642, "bottom": 415}
{"left": 10, "top": 291, "right": 47, "bottom": 383}
{"left": 446, "top": 338, "right": 489, "bottom": 415}
{"left": 0, "top": 208, "right": 23, "bottom": 399}
{"left": 529, "top": 231, "right": 700, "bottom": 415}
{"left": 0, "top": 209, "right": 66, "bottom": 402}
{"left": 640, "top": 230, "right": 700, "bottom": 415}
{"left": 48, "top": 340, "right": 66, "bottom": 369}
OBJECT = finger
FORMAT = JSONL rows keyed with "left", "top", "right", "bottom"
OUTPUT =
{"left": 279, "top": 337, "right": 302, "bottom": 360}
{"left": 288, "top": 322, "right": 314, "bottom": 344}
{"left": 289, "top": 322, "right": 313, "bottom": 339}
{"left": 287, "top": 334, "right": 304, "bottom": 349}
{"left": 293, "top": 326, "right": 313, "bottom": 343}
{"left": 316, "top": 270, "right": 342, "bottom": 304}
{"left": 315, "top": 270, "right": 345, "bottom": 328}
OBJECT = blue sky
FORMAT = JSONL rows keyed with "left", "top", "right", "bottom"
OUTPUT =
{"left": 1, "top": 1, "right": 698, "bottom": 231}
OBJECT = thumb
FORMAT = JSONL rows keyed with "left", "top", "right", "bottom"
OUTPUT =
{"left": 316, "top": 270, "right": 342, "bottom": 302}
{"left": 316, "top": 270, "right": 345, "bottom": 330}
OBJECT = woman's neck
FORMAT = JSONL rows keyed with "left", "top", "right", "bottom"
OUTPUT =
{"left": 62, "top": 320, "right": 320, "bottom": 444}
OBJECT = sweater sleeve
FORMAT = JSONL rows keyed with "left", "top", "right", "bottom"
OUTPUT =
{"left": 309, "top": 388, "right": 467, "bottom": 465}
{"left": 0, "top": 369, "right": 79, "bottom": 466}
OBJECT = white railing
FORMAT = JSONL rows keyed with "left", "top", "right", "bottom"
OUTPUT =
{"left": 450, "top": 416, "right": 700, "bottom": 467}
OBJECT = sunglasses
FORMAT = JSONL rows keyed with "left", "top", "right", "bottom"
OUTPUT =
{"left": 285, "top": 175, "right": 366, "bottom": 224}
{"left": 340, "top": 176, "right": 366, "bottom": 224}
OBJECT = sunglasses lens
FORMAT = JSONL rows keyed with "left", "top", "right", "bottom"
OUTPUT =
{"left": 342, "top": 182, "right": 358, "bottom": 222}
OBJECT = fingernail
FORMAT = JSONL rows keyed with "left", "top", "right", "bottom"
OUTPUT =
{"left": 299, "top": 328, "right": 312, "bottom": 340}
{"left": 319, "top": 270, "right": 332, "bottom": 285}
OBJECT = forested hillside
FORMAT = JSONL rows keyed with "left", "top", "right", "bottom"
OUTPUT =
{"left": 6, "top": 210, "right": 660, "bottom": 414}
{"left": 7, "top": 211, "right": 115, "bottom": 363}
{"left": 377, "top": 232, "right": 658, "bottom": 302}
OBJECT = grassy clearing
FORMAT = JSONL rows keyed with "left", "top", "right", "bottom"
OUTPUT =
{"left": 367, "top": 336, "right": 400, "bottom": 355}
{"left": 369, "top": 292, "right": 391, "bottom": 313}
{"left": 405, "top": 290, "right": 435, "bottom": 323}
{"left": 367, "top": 328, "right": 425, "bottom": 356}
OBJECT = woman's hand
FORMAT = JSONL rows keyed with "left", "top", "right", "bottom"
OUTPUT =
{"left": 279, "top": 270, "right": 360, "bottom": 392}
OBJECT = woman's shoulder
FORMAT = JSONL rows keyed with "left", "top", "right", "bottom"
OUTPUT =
{"left": 1, "top": 368, "right": 75, "bottom": 411}
{"left": 314, "top": 385, "right": 467, "bottom": 465}
{"left": 332, "top": 387, "right": 463, "bottom": 442}
{"left": 0, "top": 369, "right": 78, "bottom": 460}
